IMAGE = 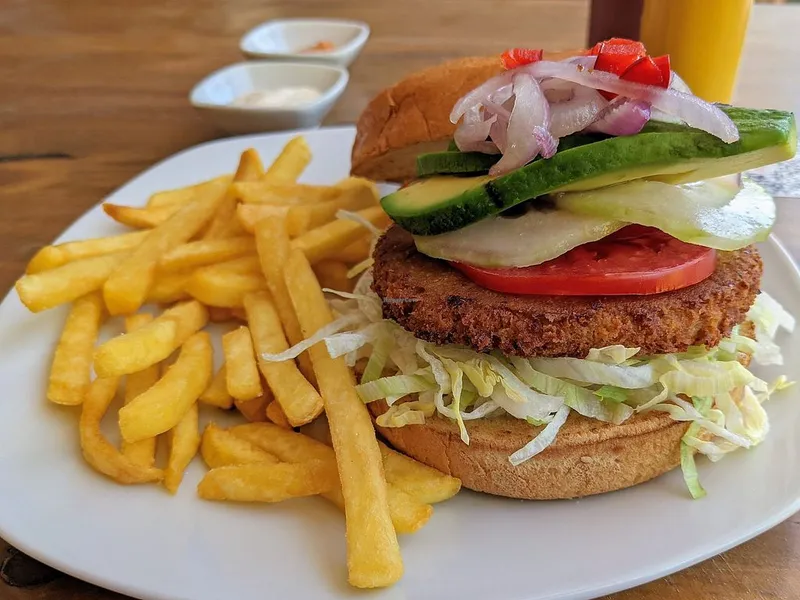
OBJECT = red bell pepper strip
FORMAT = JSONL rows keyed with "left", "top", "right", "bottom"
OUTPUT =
{"left": 501, "top": 48, "right": 544, "bottom": 69}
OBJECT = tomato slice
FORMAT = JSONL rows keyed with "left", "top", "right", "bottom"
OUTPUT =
{"left": 594, "top": 51, "right": 640, "bottom": 77}
{"left": 450, "top": 226, "right": 717, "bottom": 296}
{"left": 501, "top": 48, "right": 544, "bottom": 69}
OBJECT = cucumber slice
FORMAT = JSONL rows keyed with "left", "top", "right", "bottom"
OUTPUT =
{"left": 414, "top": 205, "right": 625, "bottom": 267}
{"left": 556, "top": 176, "right": 774, "bottom": 250}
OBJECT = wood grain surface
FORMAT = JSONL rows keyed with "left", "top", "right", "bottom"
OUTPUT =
{"left": 1, "top": 2, "right": 799, "bottom": 599}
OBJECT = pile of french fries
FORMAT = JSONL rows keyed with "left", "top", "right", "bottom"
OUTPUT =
{"left": 14, "top": 137, "right": 462, "bottom": 589}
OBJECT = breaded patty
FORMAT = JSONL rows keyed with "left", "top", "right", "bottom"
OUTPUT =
{"left": 371, "top": 225, "right": 762, "bottom": 357}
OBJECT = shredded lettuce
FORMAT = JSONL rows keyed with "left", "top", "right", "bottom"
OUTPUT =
{"left": 260, "top": 277, "right": 793, "bottom": 499}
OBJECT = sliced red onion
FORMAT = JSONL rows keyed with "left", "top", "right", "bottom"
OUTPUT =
{"left": 489, "top": 114, "right": 509, "bottom": 153}
{"left": 454, "top": 106, "right": 499, "bottom": 153}
{"left": 450, "top": 71, "right": 513, "bottom": 124}
{"left": 587, "top": 98, "right": 651, "bottom": 136}
{"left": 519, "top": 61, "right": 739, "bottom": 143}
{"left": 549, "top": 85, "right": 608, "bottom": 138}
{"left": 534, "top": 125, "right": 558, "bottom": 158}
{"left": 489, "top": 73, "right": 550, "bottom": 175}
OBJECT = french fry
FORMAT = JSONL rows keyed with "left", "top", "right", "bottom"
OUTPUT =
{"left": 265, "top": 400, "right": 292, "bottom": 429}
{"left": 328, "top": 235, "right": 372, "bottom": 264}
{"left": 236, "top": 204, "right": 289, "bottom": 234}
{"left": 379, "top": 443, "right": 461, "bottom": 504}
{"left": 207, "top": 307, "right": 235, "bottom": 322}
{"left": 231, "top": 307, "right": 248, "bottom": 321}
{"left": 16, "top": 253, "right": 125, "bottom": 313}
{"left": 94, "top": 300, "right": 208, "bottom": 377}
{"left": 199, "top": 364, "right": 234, "bottom": 409}
{"left": 200, "top": 423, "right": 279, "bottom": 469}
{"left": 158, "top": 237, "right": 256, "bottom": 272}
{"left": 199, "top": 255, "right": 261, "bottom": 275}
{"left": 103, "top": 177, "right": 229, "bottom": 315}
{"left": 197, "top": 461, "right": 336, "bottom": 502}
{"left": 230, "top": 423, "right": 431, "bottom": 534}
{"left": 146, "top": 271, "right": 192, "bottom": 304}
{"left": 235, "top": 182, "right": 337, "bottom": 206}
{"left": 283, "top": 249, "right": 402, "bottom": 587}
{"left": 121, "top": 313, "right": 160, "bottom": 468}
{"left": 27, "top": 231, "right": 149, "bottom": 274}
{"left": 80, "top": 377, "right": 163, "bottom": 484}
{"left": 233, "top": 393, "right": 272, "bottom": 422}
{"left": 290, "top": 206, "right": 389, "bottom": 265}
{"left": 147, "top": 175, "right": 232, "bottom": 208}
{"left": 263, "top": 136, "right": 311, "bottom": 184}
{"left": 237, "top": 187, "right": 376, "bottom": 237}
{"left": 103, "top": 203, "right": 182, "bottom": 229}
{"left": 222, "top": 326, "right": 263, "bottom": 401}
{"left": 253, "top": 217, "right": 315, "bottom": 383}
{"left": 185, "top": 269, "right": 266, "bottom": 308}
{"left": 118, "top": 332, "right": 212, "bottom": 443}
{"left": 203, "top": 149, "right": 264, "bottom": 240}
{"left": 164, "top": 403, "right": 200, "bottom": 494}
{"left": 243, "top": 291, "right": 322, "bottom": 426}
{"left": 313, "top": 260, "right": 354, "bottom": 293}
{"left": 47, "top": 292, "right": 105, "bottom": 405}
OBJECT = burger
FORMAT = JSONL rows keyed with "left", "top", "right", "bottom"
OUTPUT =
{"left": 324, "top": 41, "right": 796, "bottom": 500}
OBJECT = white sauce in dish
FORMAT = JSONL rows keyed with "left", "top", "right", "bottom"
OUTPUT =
{"left": 231, "top": 87, "right": 322, "bottom": 109}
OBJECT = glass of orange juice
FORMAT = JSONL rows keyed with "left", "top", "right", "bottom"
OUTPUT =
{"left": 639, "top": 0, "right": 753, "bottom": 103}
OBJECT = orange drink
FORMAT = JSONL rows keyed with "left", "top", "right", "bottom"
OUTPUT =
{"left": 640, "top": 0, "right": 753, "bottom": 103}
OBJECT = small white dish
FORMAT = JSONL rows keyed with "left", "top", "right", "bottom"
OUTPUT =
{"left": 240, "top": 18, "right": 370, "bottom": 67}
{"left": 189, "top": 61, "right": 349, "bottom": 134}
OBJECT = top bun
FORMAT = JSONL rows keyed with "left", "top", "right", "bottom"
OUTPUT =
{"left": 350, "top": 51, "right": 578, "bottom": 183}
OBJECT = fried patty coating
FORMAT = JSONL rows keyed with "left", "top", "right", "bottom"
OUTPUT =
{"left": 371, "top": 225, "right": 762, "bottom": 358}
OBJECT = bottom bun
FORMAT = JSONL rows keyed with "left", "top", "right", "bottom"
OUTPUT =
{"left": 370, "top": 401, "right": 690, "bottom": 499}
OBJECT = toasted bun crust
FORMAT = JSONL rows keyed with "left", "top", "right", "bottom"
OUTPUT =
{"left": 369, "top": 345, "right": 753, "bottom": 500}
{"left": 351, "top": 52, "right": 576, "bottom": 183}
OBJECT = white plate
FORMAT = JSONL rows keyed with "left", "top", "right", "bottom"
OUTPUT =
{"left": 0, "top": 127, "right": 798, "bottom": 600}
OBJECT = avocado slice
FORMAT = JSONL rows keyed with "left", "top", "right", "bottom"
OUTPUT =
{"left": 419, "top": 134, "right": 605, "bottom": 177}
{"left": 382, "top": 107, "right": 796, "bottom": 236}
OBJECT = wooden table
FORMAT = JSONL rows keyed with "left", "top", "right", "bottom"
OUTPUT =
{"left": 0, "top": 2, "right": 798, "bottom": 599}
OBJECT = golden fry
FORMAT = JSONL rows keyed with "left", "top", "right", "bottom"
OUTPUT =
{"left": 236, "top": 204, "right": 289, "bottom": 234}
{"left": 80, "top": 377, "right": 163, "bottom": 484}
{"left": 185, "top": 269, "right": 266, "bottom": 308}
{"left": 203, "top": 149, "right": 264, "bottom": 240}
{"left": 379, "top": 442, "right": 461, "bottom": 504}
{"left": 103, "top": 177, "right": 229, "bottom": 315}
{"left": 222, "top": 326, "right": 263, "bottom": 401}
{"left": 231, "top": 423, "right": 430, "bottom": 534}
{"left": 197, "top": 461, "right": 335, "bottom": 502}
{"left": 200, "top": 423, "right": 279, "bottom": 469}
{"left": 147, "top": 175, "right": 232, "bottom": 208}
{"left": 119, "top": 332, "right": 212, "bottom": 443}
{"left": 27, "top": 231, "right": 149, "bottom": 274}
{"left": 290, "top": 206, "right": 389, "bottom": 265}
{"left": 164, "top": 403, "right": 200, "bottom": 494}
{"left": 313, "top": 260, "right": 354, "bottom": 293}
{"left": 121, "top": 313, "right": 160, "bottom": 467}
{"left": 94, "top": 300, "right": 208, "bottom": 377}
{"left": 235, "top": 182, "right": 337, "bottom": 206}
{"left": 47, "top": 292, "right": 105, "bottom": 405}
{"left": 207, "top": 307, "right": 235, "bottom": 323}
{"left": 266, "top": 400, "right": 292, "bottom": 429}
{"left": 16, "top": 253, "right": 125, "bottom": 313}
{"left": 327, "top": 235, "right": 372, "bottom": 264}
{"left": 253, "top": 217, "right": 315, "bottom": 383}
{"left": 146, "top": 271, "right": 192, "bottom": 304}
{"left": 233, "top": 393, "right": 272, "bottom": 423}
{"left": 158, "top": 237, "right": 256, "bottom": 272}
{"left": 263, "top": 136, "right": 311, "bottom": 184}
{"left": 284, "top": 249, "right": 402, "bottom": 587}
{"left": 243, "top": 291, "right": 322, "bottom": 426}
{"left": 200, "top": 364, "right": 234, "bottom": 409}
{"left": 103, "top": 203, "right": 181, "bottom": 229}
